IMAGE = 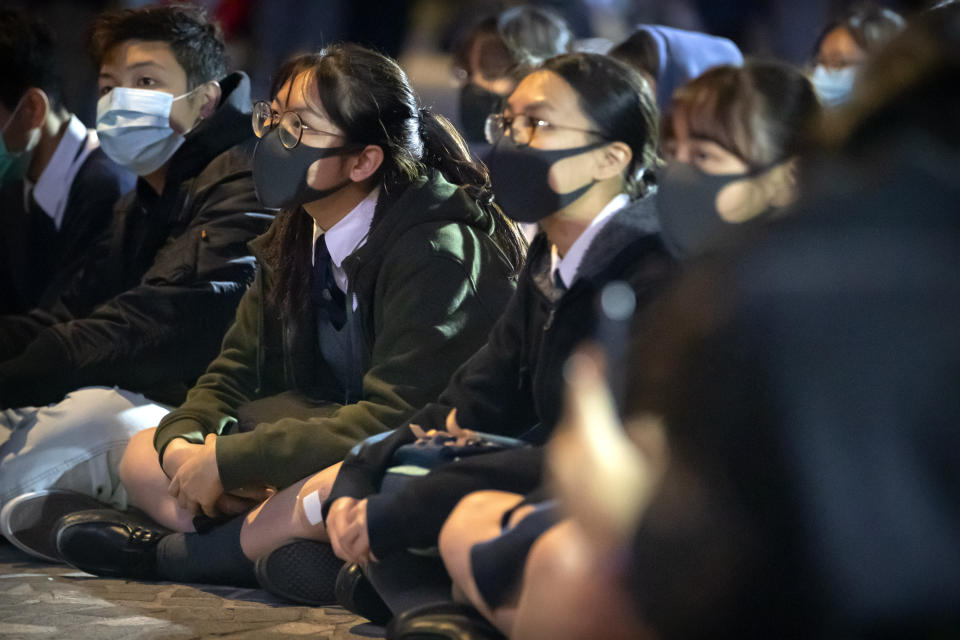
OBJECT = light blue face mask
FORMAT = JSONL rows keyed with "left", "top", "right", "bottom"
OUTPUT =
{"left": 810, "top": 65, "right": 858, "bottom": 107}
{"left": 0, "top": 95, "right": 39, "bottom": 185}
{"left": 96, "top": 85, "right": 203, "bottom": 176}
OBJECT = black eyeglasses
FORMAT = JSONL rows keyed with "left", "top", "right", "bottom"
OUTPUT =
{"left": 251, "top": 100, "right": 343, "bottom": 149}
{"left": 484, "top": 113, "right": 607, "bottom": 146}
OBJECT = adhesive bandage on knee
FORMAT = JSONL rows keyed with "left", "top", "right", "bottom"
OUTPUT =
{"left": 301, "top": 490, "right": 325, "bottom": 526}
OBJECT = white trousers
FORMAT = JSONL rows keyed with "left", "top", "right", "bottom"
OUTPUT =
{"left": 0, "top": 387, "right": 170, "bottom": 509}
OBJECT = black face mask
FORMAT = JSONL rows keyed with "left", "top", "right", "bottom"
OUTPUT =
{"left": 252, "top": 127, "right": 357, "bottom": 209}
{"left": 458, "top": 83, "right": 503, "bottom": 143}
{"left": 656, "top": 161, "right": 775, "bottom": 259}
{"left": 487, "top": 137, "right": 609, "bottom": 223}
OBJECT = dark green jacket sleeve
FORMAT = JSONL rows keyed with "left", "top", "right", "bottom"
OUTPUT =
{"left": 159, "top": 225, "right": 511, "bottom": 491}
{"left": 153, "top": 267, "right": 265, "bottom": 466}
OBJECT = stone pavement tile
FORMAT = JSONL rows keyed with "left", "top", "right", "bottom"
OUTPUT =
{"left": 226, "top": 605, "right": 307, "bottom": 623}
{"left": 0, "top": 622, "right": 60, "bottom": 635}
{"left": 165, "top": 586, "right": 225, "bottom": 601}
{"left": 0, "top": 544, "right": 374, "bottom": 639}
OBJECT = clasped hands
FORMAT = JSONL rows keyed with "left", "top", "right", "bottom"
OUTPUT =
{"left": 327, "top": 409, "right": 474, "bottom": 566}
{"left": 162, "top": 434, "right": 270, "bottom": 518}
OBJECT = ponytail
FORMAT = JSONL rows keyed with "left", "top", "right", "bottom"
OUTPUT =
{"left": 417, "top": 107, "right": 528, "bottom": 273}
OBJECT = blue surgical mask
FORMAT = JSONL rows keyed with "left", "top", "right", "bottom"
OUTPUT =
{"left": 0, "top": 95, "right": 40, "bottom": 184}
{"left": 810, "top": 65, "right": 857, "bottom": 107}
{"left": 96, "top": 85, "right": 204, "bottom": 176}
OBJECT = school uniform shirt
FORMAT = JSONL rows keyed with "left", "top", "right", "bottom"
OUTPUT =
{"left": 312, "top": 185, "right": 379, "bottom": 308}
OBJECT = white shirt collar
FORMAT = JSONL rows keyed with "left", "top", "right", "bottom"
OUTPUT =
{"left": 312, "top": 185, "right": 380, "bottom": 268}
{"left": 32, "top": 115, "right": 98, "bottom": 229}
{"left": 554, "top": 193, "right": 629, "bottom": 288}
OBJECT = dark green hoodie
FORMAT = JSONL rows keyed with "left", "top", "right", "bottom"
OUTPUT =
{"left": 153, "top": 171, "right": 518, "bottom": 490}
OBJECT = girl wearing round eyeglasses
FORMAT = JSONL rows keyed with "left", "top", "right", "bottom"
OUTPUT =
{"left": 100, "top": 43, "right": 525, "bottom": 589}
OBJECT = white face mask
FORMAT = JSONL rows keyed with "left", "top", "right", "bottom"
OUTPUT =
{"left": 95, "top": 85, "right": 202, "bottom": 176}
{"left": 810, "top": 65, "right": 858, "bottom": 107}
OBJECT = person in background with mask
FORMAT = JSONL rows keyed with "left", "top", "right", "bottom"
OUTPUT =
{"left": 809, "top": 2, "right": 904, "bottom": 107}
{"left": 656, "top": 60, "right": 819, "bottom": 260}
{"left": 0, "top": 4, "right": 272, "bottom": 562}
{"left": 318, "top": 52, "right": 672, "bottom": 621}
{"left": 451, "top": 5, "right": 573, "bottom": 153}
{"left": 0, "top": 9, "right": 134, "bottom": 316}
{"left": 53, "top": 43, "right": 524, "bottom": 594}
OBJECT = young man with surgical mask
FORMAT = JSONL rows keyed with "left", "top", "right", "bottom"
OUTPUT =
{"left": 0, "top": 4, "right": 272, "bottom": 562}
{"left": 0, "top": 9, "right": 135, "bottom": 315}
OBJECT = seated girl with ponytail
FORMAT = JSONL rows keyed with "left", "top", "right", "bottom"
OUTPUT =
{"left": 52, "top": 43, "right": 526, "bottom": 589}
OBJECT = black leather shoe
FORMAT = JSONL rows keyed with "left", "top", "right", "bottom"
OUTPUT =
{"left": 335, "top": 562, "right": 393, "bottom": 625}
{"left": 386, "top": 601, "right": 506, "bottom": 640}
{"left": 254, "top": 539, "right": 344, "bottom": 605}
{"left": 0, "top": 490, "right": 109, "bottom": 562}
{"left": 55, "top": 508, "right": 170, "bottom": 579}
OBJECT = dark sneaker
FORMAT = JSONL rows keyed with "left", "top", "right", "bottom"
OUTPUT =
{"left": 335, "top": 562, "right": 393, "bottom": 625}
{"left": 254, "top": 539, "right": 344, "bottom": 605}
{"left": 55, "top": 508, "right": 170, "bottom": 579}
{"left": 0, "top": 490, "right": 109, "bottom": 562}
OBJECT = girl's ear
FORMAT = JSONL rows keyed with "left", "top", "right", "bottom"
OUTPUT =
{"left": 348, "top": 144, "right": 385, "bottom": 182}
{"left": 593, "top": 141, "right": 633, "bottom": 181}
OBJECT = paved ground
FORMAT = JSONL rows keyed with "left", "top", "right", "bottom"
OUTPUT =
{"left": 0, "top": 543, "right": 384, "bottom": 639}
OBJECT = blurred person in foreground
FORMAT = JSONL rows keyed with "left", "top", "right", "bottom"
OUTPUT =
{"left": 513, "top": 6, "right": 960, "bottom": 639}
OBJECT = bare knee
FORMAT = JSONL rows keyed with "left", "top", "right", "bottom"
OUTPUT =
{"left": 440, "top": 491, "right": 524, "bottom": 583}
{"left": 290, "top": 462, "right": 343, "bottom": 539}
{"left": 515, "top": 522, "right": 648, "bottom": 640}
{"left": 118, "top": 427, "right": 159, "bottom": 491}
{"left": 440, "top": 491, "right": 501, "bottom": 561}
{"left": 523, "top": 523, "right": 573, "bottom": 588}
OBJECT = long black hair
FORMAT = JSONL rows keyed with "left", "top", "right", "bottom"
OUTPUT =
{"left": 264, "top": 44, "right": 526, "bottom": 312}
{"left": 538, "top": 52, "right": 660, "bottom": 198}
